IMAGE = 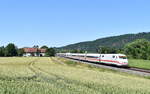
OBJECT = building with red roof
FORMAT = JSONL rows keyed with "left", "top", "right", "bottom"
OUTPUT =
{"left": 23, "top": 48, "right": 46, "bottom": 57}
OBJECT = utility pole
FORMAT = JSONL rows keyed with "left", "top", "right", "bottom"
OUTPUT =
{"left": 85, "top": 51, "right": 87, "bottom": 60}
{"left": 99, "top": 47, "right": 101, "bottom": 63}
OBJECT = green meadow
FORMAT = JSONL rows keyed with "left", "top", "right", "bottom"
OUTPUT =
{"left": 129, "top": 59, "right": 150, "bottom": 69}
{"left": 0, "top": 57, "right": 149, "bottom": 94}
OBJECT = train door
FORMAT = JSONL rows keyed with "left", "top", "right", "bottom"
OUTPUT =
{"left": 83, "top": 54, "right": 85, "bottom": 60}
{"left": 100, "top": 54, "right": 105, "bottom": 63}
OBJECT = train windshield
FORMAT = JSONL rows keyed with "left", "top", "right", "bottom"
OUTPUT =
{"left": 119, "top": 56, "right": 127, "bottom": 59}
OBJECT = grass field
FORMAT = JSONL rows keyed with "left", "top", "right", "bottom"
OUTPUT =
{"left": 129, "top": 59, "right": 150, "bottom": 69}
{"left": 0, "top": 57, "right": 149, "bottom": 94}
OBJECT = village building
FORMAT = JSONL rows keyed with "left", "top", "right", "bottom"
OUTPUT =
{"left": 23, "top": 48, "right": 46, "bottom": 57}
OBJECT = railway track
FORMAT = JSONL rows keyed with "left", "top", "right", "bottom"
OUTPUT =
{"left": 58, "top": 56, "right": 150, "bottom": 76}
{"left": 128, "top": 67, "right": 150, "bottom": 74}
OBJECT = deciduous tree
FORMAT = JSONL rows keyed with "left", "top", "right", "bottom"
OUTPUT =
{"left": 5, "top": 43, "right": 18, "bottom": 56}
{"left": 124, "top": 39, "right": 150, "bottom": 59}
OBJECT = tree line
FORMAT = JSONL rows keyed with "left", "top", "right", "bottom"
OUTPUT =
{"left": 0, "top": 43, "right": 56, "bottom": 57}
{"left": 1, "top": 39, "right": 150, "bottom": 59}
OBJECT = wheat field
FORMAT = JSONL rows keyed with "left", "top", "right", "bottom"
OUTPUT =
{"left": 0, "top": 57, "right": 149, "bottom": 94}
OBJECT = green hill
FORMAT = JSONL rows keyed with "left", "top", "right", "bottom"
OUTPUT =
{"left": 59, "top": 32, "right": 150, "bottom": 52}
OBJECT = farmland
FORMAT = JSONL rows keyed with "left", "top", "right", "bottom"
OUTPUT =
{"left": 0, "top": 57, "right": 149, "bottom": 94}
{"left": 129, "top": 59, "right": 150, "bottom": 69}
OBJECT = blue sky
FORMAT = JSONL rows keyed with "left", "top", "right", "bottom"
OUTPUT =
{"left": 0, "top": 0, "right": 150, "bottom": 47}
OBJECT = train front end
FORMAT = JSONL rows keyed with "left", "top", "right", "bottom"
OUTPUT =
{"left": 117, "top": 54, "right": 128, "bottom": 66}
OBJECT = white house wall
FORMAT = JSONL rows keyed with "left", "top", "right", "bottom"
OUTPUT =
{"left": 23, "top": 53, "right": 45, "bottom": 57}
{"left": 23, "top": 53, "right": 32, "bottom": 57}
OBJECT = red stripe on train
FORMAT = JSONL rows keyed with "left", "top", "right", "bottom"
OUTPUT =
{"left": 68, "top": 56, "right": 126, "bottom": 65}
{"left": 85, "top": 58, "right": 125, "bottom": 65}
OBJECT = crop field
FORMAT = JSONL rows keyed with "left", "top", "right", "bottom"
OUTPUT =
{"left": 0, "top": 57, "right": 149, "bottom": 94}
{"left": 129, "top": 59, "right": 150, "bottom": 69}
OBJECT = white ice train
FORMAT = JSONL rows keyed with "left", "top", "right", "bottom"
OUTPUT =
{"left": 57, "top": 53, "right": 128, "bottom": 66}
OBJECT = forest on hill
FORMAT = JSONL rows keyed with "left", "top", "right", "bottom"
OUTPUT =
{"left": 58, "top": 32, "right": 150, "bottom": 52}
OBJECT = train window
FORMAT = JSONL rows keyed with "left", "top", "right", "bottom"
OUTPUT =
{"left": 102, "top": 55, "right": 104, "bottom": 57}
{"left": 87, "top": 56, "right": 98, "bottom": 58}
{"left": 112, "top": 56, "right": 115, "bottom": 58}
{"left": 119, "top": 56, "right": 127, "bottom": 59}
{"left": 72, "top": 55, "right": 77, "bottom": 56}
